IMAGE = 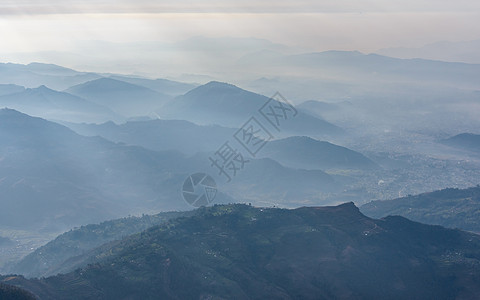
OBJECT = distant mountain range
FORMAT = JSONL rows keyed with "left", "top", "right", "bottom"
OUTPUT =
{"left": 259, "top": 136, "right": 377, "bottom": 170}
{"left": 361, "top": 186, "right": 480, "bottom": 233}
{"left": 297, "top": 100, "right": 340, "bottom": 117}
{"left": 64, "top": 119, "right": 235, "bottom": 155}
{"left": 237, "top": 50, "right": 480, "bottom": 100}
{"left": 64, "top": 121, "right": 367, "bottom": 172}
{"left": 376, "top": 39, "right": 480, "bottom": 64}
{"left": 440, "top": 133, "right": 480, "bottom": 153}
{"left": 61, "top": 123, "right": 346, "bottom": 206}
{"left": 0, "top": 62, "right": 101, "bottom": 90}
{"left": 107, "top": 75, "right": 196, "bottom": 96}
{"left": 0, "top": 85, "right": 121, "bottom": 123}
{"left": 225, "top": 156, "right": 338, "bottom": 204}
{"left": 1, "top": 51, "right": 479, "bottom": 299}
{"left": 247, "top": 50, "right": 480, "bottom": 84}
{"left": 159, "top": 81, "right": 343, "bottom": 136}
{"left": 3, "top": 203, "right": 480, "bottom": 299}
{"left": 0, "top": 62, "right": 201, "bottom": 123}
{"left": 0, "top": 109, "right": 343, "bottom": 233}
{"left": 63, "top": 122, "right": 379, "bottom": 203}
{"left": 66, "top": 78, "right": 171, "bottom": 117}
{"left": 0, "top": 109, "right": 201, "bottom": 231}
{"left": 0, "top": 62, "right": 196, "bottom": 94}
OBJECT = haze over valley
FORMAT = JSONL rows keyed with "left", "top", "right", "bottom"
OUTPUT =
{"left": 0, "top": 1, "right": 479, "bottom": 299}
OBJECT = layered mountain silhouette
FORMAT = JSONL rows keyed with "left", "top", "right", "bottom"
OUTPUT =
{"left": 65, "top": 119, "right": 234, "bottom": 155}
{"left": 0, "top": 109, "right": 195, "bottom": 231}
{"left": 18, "top": 63, "right": 80, "bottom": 77}
{"left": 297, "top": 100, "right": 340, "bottom": 117}
{"left": 0, "top": 109, "right": 340, "bottom": 232}
{"left": 225, "top": 157, "right": 338, "bottom": 204}
{"left": 0, "top": 62, "right": 101, "bottom": 90}
{"left": 159, "top": 81, "right": 343, "bottom": 136}
{"left": 1, "top": 52, "right": 479, "bottom": 300}
{"left": 65, "top": 122, "right": 372, "bottom": 171}
{"left": 66, "top": 78, "right": 171, "bottom": 117}
{"left": 0, "top": 85, "right": 121, "bottom": 123}
{"left": 259, "top": 136, "right": 377, "bottom": 170}
{"left": 3, "top": 203, "right": 480, "bottom": 299}
{"left": 239, "top": 50, "right": 480, "bottom": 88}
{"left": 0, "top": 62, "right": 201, "bottom": 98}
{"left": 107, "top": 75, "right": 196, "bottom": 96}
{"left": 361, "top": 186, "right": 480, "bottom": 233}
{"left": 376, "top": 39, "right": 480, "bottom": 64}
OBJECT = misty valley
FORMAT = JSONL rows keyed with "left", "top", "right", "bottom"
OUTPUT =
{"left": 0, "top": 46, "right": 479, "bottom": 299}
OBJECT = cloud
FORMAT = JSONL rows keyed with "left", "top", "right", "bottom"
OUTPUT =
{"left": 1, "top": 0, "right": 479, "bottom": 15}
{"left": 0, "top": 0, "right": 478, "bottom": 77}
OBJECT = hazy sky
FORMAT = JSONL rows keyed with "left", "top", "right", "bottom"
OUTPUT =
{"left": 0, "top": 0, "right": 479, "bottom": 74}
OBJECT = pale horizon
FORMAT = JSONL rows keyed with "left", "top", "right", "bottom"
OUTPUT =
{"left": 1, "top": 0, "right": 479, "bottom": 76}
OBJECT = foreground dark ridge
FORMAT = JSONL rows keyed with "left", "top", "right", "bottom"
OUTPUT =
{"left": 0, "top": 282, "right": 36, "bottom": 300}
{"left": 2, "top": 203, "right": 480, "bottom": 299}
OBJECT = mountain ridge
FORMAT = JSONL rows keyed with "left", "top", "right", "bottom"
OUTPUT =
{"left": 260, "top": 136, "right": 378, "bottom": 170}
{"left": 0, "top": 85, "right": 121, "bottom": 123}
{"left": 159, "top": 81, "right": 344, "bottom": 136}
{"left": 361, "top": 186, "right": 480, "bottom": 233}
{"left": 3, "top": 203, "right": 480, "bottom": 299}
{"left": 66, "top": 77, "right": 171, "bottom": 117}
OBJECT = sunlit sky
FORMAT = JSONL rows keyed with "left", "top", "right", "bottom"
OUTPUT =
{"left": 0, "top": 0, "right": 479, "bottom": 75}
